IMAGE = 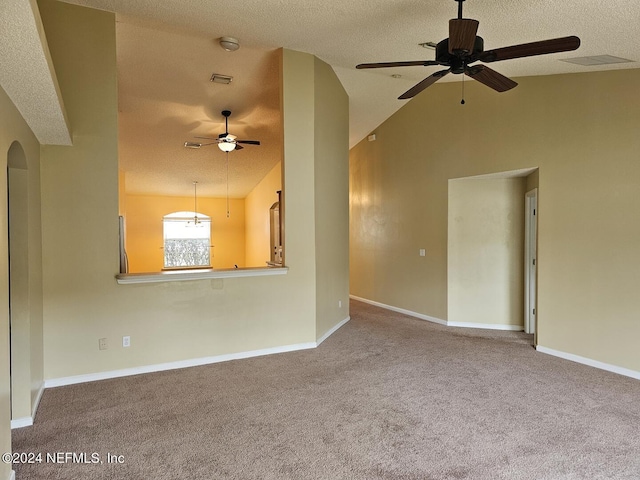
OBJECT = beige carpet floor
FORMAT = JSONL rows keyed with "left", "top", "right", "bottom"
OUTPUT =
{"left": 12, "top": 299, "right": 640, "bottom": 479}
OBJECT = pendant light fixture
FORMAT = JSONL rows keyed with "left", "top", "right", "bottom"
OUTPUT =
{"left": 188, "top": 181, "right": 203, "bottom": 226}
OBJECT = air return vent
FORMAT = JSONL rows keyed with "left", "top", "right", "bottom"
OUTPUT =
{"left": 560, "top": 55, "right": 634, "bottom": 66}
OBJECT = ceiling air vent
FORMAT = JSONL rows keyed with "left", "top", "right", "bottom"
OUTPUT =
{"left": 210, "top": 73, "right": 233, "bottom": 84}
{"left": 560, "top": 55, "right": 634, "bottom": 66}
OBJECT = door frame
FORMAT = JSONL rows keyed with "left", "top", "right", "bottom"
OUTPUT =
{"left": 524, "top": 188, "right": 538, "bottom": 339}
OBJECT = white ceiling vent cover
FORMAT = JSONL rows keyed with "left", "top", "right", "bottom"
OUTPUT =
{"left": 561, "top": 55, "right": 634, "bottom": 66}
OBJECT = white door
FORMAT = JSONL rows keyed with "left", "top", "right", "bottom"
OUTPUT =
{"left": 524, "top": 189, "right": 538, "bottom": 338}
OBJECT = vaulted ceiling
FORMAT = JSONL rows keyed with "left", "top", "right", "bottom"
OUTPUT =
{"left": 4, "top": 0, "right": 639, "bottom": 197}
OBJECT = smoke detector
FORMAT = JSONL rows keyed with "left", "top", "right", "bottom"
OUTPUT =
{"left": 219, "top": 36, "right": 240, "bottom": 52}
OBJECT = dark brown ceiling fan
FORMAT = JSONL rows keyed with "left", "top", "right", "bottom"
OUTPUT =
{"left": 184, "top": 110, "right": 260, "bottom": 152}
{"left": 356, "top": 0, "right": 580, "bottom": 99}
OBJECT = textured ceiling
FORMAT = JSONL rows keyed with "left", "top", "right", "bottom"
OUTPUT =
{"left": 13, "top": 0, "right": 640, "bottom": 196}
{"left": 116, "top": 22, "right": 281, "bottom": 197}
{"left": 0, "top": 0, "right": 71, "bottom": 145}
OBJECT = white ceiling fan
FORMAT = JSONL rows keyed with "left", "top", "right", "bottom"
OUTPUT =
{"left": 184, "top": 110, "right": 261, "bottom": 152}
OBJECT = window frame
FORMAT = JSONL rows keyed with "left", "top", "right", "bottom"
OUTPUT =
{"left": 162, "top": 211, "right": 212, "bottom": 269}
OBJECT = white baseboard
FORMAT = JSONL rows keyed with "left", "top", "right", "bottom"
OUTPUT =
{"left": 317, "top": 316, "right": 350, "bottom": 346}
{"left": 350, "top": 295, "right": 523, "bottom": 331}
{"left": 32, "top": 382, "right": 44, "bottom": 419}
{"left": 536, "top": 345, "right": 640, "bottom": 380}
{"left": 447, "top": 321, "right": 523, "bottom": 331}
{"left": 45, "top": 341, "right": 320, "bottom": 389}
{"left": 10, "top": 382, "right": 45, "bottom": 429}
{"left": 9, "top": 470, "right": 15, "bottom": 480}
{"left": 10, "top": 417, "right": 33, "bottom": 429}
{"left": 350, "top": 295, "right": 448, "bottom": 326}
{"left": 44, "top": 316, "right": 352, "bottom": 389}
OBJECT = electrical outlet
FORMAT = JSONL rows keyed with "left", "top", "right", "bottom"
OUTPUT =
{"left": 122, "top": 336, "right": 131, "bottom": 348}
{"left": 338, "top": 300, "right": 342, "bottom": 308}
{"left": 99, "top": 338, "right": 108, "bottom": 350}
{"left": 419, "top": 249, "right": 426, "bottom": 257}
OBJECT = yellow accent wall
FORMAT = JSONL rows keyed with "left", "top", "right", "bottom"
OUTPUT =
{"left": 245, "top": 161, "right": 282, "bottom": 267}
{"left": 125, "top": 162, "right": 281, "bottom": 273}
{"left": 350, "top": 69, "right": 640, "bottom": 371}
{"left": 118, "top": 169, "right": 126, "bottom": 216}
{"left": 124, "top": 194, "right": 246, "bottom": 272}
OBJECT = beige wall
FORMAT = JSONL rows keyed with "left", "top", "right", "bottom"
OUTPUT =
{"left": 125, "top": 194, "right": 246, "bottom": 272}
{"left": 313, "top": 57, "right": 350, "bottom": 340}
{"left": 0, "top": 82, "right": 44, "bottom": 476}
{"left": 39, "top": 0, "right": 121, "bottom": 379}
{"left": 350, "top": 69, "right": 640, "bottom": 372}
{"left": 8, "top": 167, "right": 31, "bottom": 420}
{"left": 526, "top": 169, "right": 539, "bottom": 192}
{"left": 245, "top": 161, "right": 281, "bottom": 267}
{"left": 37, "top": 3, "right": 347, "bottom": 380}
{"left": 448, "top": 176, "right": 526, "bottom": 327}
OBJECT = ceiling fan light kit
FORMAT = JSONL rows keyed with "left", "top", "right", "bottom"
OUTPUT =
{"left": 184, "top": 110, "right": 261, "bottom": 218}
{"left": 356, "top": 0, "right": 580, "bottom": 100}
{"left": 184, "top": 110, "right": 261, "bottom": 152}
{"left": 218, "top": 141, "right": 236, "bottom": 152}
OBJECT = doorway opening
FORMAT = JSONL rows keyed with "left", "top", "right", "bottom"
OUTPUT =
{"left": 447, "top": 167, "right": 538, "bottom": 338}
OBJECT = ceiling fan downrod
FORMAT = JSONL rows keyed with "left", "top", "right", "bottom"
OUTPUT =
{"left": 456, "top": 0, "right": 465, "bottom": 19}
{"left": 222, "top": 109, "right": 231, "bottom": 135}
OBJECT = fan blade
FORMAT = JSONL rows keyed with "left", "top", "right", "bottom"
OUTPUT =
{"left": 237, "top": 140, "right": 260, "bottom": 145}
{"left": 449, "top": 18, "right": 479, "bottom": 54}
{"left": 466, "top": 65, "right": 517, "bottom": 92}
{"left": 398, "top": 69, "right": 450, "bottom": 99}
{"left": 356, "top": 60, "right": 440, "bottom": 69}
{"left": 479, "top": 36, "right": 580, "bottom": 63}
{"left": 217, "top": 134, "right": 237, "bottom": 141}
{"left": 195, "top": 136, "right": 219, "bottom": 141}
{"left": 185, "top": 141, "right": 223, "bottom": 148}
{"left": 235, "top": 144, "right": 244, "bottom": 150}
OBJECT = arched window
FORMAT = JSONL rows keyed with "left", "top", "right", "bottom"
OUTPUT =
{"left": 163, "top": 211, "right": 211, "bottom": 268}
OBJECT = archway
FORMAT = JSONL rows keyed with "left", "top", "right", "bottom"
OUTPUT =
{"left": 6, "top": 141, "right": 31, "bottom": 426}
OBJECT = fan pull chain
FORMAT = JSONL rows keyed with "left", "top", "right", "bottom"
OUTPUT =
{"left": 226, "top": 151, "right": 230, "bottom": 218}
{"left": 461, "top": 74, "right": 466, "bottom": 105}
